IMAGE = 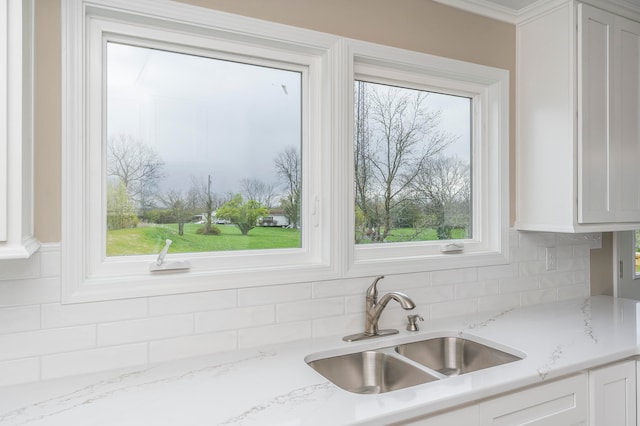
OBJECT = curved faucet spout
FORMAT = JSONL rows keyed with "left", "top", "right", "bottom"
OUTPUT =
{"left": 377, "top": 291, "right": 416, "bottom": 311}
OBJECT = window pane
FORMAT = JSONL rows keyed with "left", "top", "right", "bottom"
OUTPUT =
{"left": 106, "top": 42, "right": 302, "bottom": 256}
{"left": 354, "top": 80, "right": 472, "bottom": 244}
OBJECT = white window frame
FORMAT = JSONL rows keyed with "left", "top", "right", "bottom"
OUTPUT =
{"left": 62, "top": 0, "right": 339, "bottom": 303}
{"left": 344, "top": 41, "right": 510, "bottom": 277}
{"left": 62, "top": 0, "right": 509, "bottom": 303}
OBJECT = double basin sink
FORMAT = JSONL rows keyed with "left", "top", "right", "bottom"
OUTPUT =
{"left": 306, "top": 334, "right": 524, "bottom": 394}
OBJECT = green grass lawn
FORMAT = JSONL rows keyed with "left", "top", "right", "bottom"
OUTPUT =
{"left": 107, "top": 223, "right": 469, "bottom": 256}
{"left": 356, "top": 227, "right": 468, "bottom": 243}
{"left": 107, "top": 223, "right": 301, "bottom": 256}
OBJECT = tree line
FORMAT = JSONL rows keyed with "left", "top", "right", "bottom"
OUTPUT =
{"left": 106, "top": 134, "right": 301, "bottom": 237}
{"left": 107, "top": 82, "right": 470, "bottom": 243}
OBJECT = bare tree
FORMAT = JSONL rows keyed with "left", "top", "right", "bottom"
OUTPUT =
{"left": 189, "top": 175, "right": 224, "bottom": 234}
{"left": 161, "top": 190, "right": 190, "bottom": 236}
{"left": 411, "top": 156, "right": 471, "bottom": 239}
{"left": 357, "top": 83, "right": 454, "bottom": 242}
{"left": 274, "top": 147, "right": 301, "bottom": 228}
{"left": 241, "top": 178, "right": 277, "bottom": 208}
{"left": 107, "top": 134, "right": 164, "bottom": 212}
{"left": 354, "top": 81, "right": 375, "bottom": 241}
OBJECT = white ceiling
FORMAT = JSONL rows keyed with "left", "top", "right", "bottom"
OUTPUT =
{"left": 434, "top": 0, "right": 640, "bottom": 23}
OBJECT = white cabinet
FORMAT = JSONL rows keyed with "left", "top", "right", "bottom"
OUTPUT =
{"left": 516, "top": 1, "right": 640, "bottom": 232}
{"left": 393, "top": 405, "right": 479, "bottom": 425}
{"left": 394, "top": 374, "right": 588, "bottom": 425}
{"left": 589, "top": 360, "right": 636, "bottom": 426}
{"left": 0, "top": 0, "right": 38, "bottom": 259}
{"left": 479, "top": 374, "right": 588, "bottom": 425}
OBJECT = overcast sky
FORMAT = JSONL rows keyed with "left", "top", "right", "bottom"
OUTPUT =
{"left": 107, "top": 42, "right": 470, "bottom": 197}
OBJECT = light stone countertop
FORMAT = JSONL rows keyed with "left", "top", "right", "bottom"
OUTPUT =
{"left": 1, "top": 295, "right": 639, "bottom": 425}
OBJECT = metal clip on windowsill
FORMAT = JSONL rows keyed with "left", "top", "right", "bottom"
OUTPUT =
{"left": 149, "top": 239, "right": 191, "bottom": 272}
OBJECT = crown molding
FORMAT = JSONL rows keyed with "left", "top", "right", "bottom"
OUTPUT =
{"left": 434, "top": 0, "right": 640, "bottom": 24}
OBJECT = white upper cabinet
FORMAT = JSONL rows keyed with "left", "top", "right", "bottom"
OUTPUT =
{"left": 516, "top": 1, "right": 640, "bottom": 232}
{"left": 0, "top": 0, "right": 38, "bottom": 259}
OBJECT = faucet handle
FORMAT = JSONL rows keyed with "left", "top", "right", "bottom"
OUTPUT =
{"left": 366, "top": 275, "right": 385, "bottom": 300}
{"left": 406, "top": 314, "right": 424, "bottom": 331}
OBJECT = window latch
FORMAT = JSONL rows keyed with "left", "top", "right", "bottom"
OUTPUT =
{"left": 150, "top": 239, "right": 190, "bottom": 272}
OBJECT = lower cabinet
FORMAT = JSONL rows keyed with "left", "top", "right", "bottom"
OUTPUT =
{"left": 395, "top": 374, "right": 587, "bottom": 425}
{"left": 589, "top": 359, "right": 636, "bottom": 426}
{"left": 478, "top": 374, "right": 587, "bottom": 425}
{"left": 395, "top": 359, "right": 638, "bottom": 426}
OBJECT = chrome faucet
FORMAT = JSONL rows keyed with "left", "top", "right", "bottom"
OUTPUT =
{"left": 343, "top": 275, "right": 416, "bottom": 342}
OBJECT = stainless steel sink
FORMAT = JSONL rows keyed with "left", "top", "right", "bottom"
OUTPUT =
{"left": 395, "top": 336, "right": 522, "bottom": 377}
{"left": 307, "top": 350, "right": 439, "bottom": 394}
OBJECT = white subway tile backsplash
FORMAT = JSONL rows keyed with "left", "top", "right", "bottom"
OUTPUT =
{"left": 238, "top": 322, "right": 311, "bottom": 349}
{"left": 0, "top": 358, "right": 40, "bottom": 387}
{"left": 0, "top": 326, "right": 96, "bottom": 362}
{"left": 0, "top": 277, "right": 60, "bottom": 307}
{"left": 430, "top": 299, "right": 478, "bottom": 320}
{"left": 380, "top": 272, "right": 430, "bottom": 291}
{"left": 518, "top": 260, "right": 545, "bottom": 277}
{"left": 238, "top": 283, "right": 311, "bottom": 306}
{"left": 404, "top": 285, "right": 455, "bottom": 305}
{"left": 312, "top": 277, "right": 370, "bottom": 298}
{"left": 520, "top": 288, "right": 558, "bottom": 306}
{"left": 42, "top": 299, "right": 148, "bottom": 328}
{"left": 149, "top": 290, "right": 236, "bottom": 315}
{"left": 0, "top": 255, "right": 40, "bottom": 281}
{"left": 509, "top": 246, "right": 539, "bottom": 262}
{"left": 0, "top": 305, "right": 40, "bottom": 334}
{"left": 312, "top": 313, "right": 363, "bottom": 338}
{"left": 41, "top": 343, "right": 148, "bottom": 380}
{"left": 499, "top": 276, "right": 539, "bottom": 294}
{"left": 431, "top": 268, "right": 477, "bottom": 286}
{"left": 345, "top": 294, "right": 365, "bottom": 314}
{"left": 150, "top": 331, "right": 237, "bottom": 363}
{"left": 276, "top": 298, "right": 343, "bottom": 322}
{"left": 558, "top": 283, "right": 590, "bottom": 300}
{"left": 195, "top": 305, "right": 274, "bottom": 333}
{"left": 477, "top": 293, "right": 520, "bottom": 313}
{"left": 454, "top": 281, "right": 500, "bottom": 299}
{"left": 477, "top": 263, "right": 520, "bottom": 281}
{"left": 539, "top": 271, "right": 575, "bottom": 288}
{"left": 98, "top": 314, "right": 194, "bottom": 346}
{"left": 0, "top": 229, "right": 601, "bottom": 384}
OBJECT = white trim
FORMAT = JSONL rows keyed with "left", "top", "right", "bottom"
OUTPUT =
{"left": 432, "top": 0, "right": 569, "bottom": 24}
{"left": 0, "top": 0, "right": 39, "bottom": 259}
{"left": 434, "top": 0, "right": 640, "bottom": 24}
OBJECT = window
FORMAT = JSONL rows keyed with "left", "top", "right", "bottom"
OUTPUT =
{"left": 346, "top": 42, "right": 509, "bottom": 276}
{"left": 105, "top": 42, "right": 303, "bottom": 256}
{"left": 353, "top": 80, "right": 472, "bottom": 245}
{"left": 62, "top": 0, "right": 509, "bottom": 302}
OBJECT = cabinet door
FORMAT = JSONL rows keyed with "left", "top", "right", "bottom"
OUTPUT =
{"left": 578, "top": 4, "right": 615, "bottom": 224}
{"left": 589, "top": 360, "right": 636, "bottom": 426}
{"left": 579, "top": 5, "right": 640, "bottom": 224}
{"left": 613, "top": 16, "right": 640, "bottom": 221}
{"left": 392, "top": 405, "right": 479, "bottom": 425}
{"left": 479, "top": 374, "right": 588, "bottom": 425}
